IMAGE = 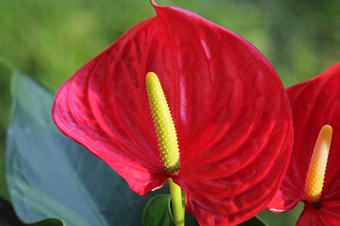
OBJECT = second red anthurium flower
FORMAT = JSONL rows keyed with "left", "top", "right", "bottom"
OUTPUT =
{"left": 268, "top": 64, "right": 340, "bottom": 225}
{"left": 52, "top": 2, "right": 293, "bottom": 225}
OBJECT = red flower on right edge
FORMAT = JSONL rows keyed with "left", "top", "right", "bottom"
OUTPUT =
{"left": 268, "top": 63, "right": 340, "bottom": 225}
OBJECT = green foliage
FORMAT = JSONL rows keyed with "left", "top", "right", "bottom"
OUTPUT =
{"left": 1, "top": 0, "right": 339, "bottom": 89}
{"left": 257, "top": 203, "right": 304, "bottom": 226}
{"left": 0, "top": 196, "right": 63, "bottom": 226}
{"left": 0, "top": 58, "right": 14, "bottom": 200}
{"left": 5, "top": 73, "right": 167, "bottom": 225}
{"left": 143, "top": 195, "right": 174, "bottom": 226}
{"left": 143, "top": 193, "right": 200, "bottom": 226}
{"left": 143, "top": 194, "right": 267, "bottom": 226}
{"left": 29, "top": 218, "right": 64, "bottom": 226}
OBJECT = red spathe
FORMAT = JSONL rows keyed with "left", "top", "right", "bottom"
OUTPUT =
{"left": 53, "top": 3, "right": 293, "bottom": 225}
{"left": 268, "top": 63, "right": 340, "bottom": 225}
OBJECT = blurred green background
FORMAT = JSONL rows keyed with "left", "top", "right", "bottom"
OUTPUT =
{"left": 0, "top": 0, "right": 339, "bottom": 205}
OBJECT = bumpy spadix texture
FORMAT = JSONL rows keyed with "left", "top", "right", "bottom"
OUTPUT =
{"left": 52, "top": 2, "right": 293, "bottom": 225}
{"left": 304, "top": 125, "right": 332, "bottom": 203}
{"left": 268, "top": 63, "right": 340, "bottom": 226}
{"left": 146, "top": 72, "right": 180, "bottom": 174}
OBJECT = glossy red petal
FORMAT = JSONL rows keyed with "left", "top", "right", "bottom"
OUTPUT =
{"left": 52, "top": 17, "right": 169, "bottom": 195}
{"left": 296, "top": 204, "right": 340, "bottom": 226}
{"left": 152, "top": 5, "right": 293, "bottom": 225}
{"left": 268, "top": 64, "right": 340, "bottom": 216}
{"left": 53, "top": 3, "right": 293, "bottom": 225}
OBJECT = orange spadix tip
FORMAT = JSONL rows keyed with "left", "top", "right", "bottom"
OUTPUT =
{"left": 304, "top": 125, "right": 332, "bottom": 203}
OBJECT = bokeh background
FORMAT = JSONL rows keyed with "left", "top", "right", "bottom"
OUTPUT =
{"left": 0, "top": 0, "right": 339, "bottom": 209}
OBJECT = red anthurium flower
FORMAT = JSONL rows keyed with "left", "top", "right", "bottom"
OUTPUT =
{"left": 52, "top": 2, "right": 293, "bottom": 225}
{"left": 268, "top": 63, "right": 340, "bottom": 225}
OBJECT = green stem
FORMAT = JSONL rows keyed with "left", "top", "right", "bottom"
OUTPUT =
{"left": 168, "top": 178, "right": 185, "bottom": 226}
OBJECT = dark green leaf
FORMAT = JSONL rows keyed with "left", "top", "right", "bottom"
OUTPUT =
{"left": 6, "top": 72, "right": 166, "bottom": 226}
{"left": 29, "top": 218, "right": 64, "bottom": 226}
{"left": 143, "top": 194, "right": 173, "bottom": 226}
{"left": 143, "top": 194, "right": 199, "bottom": 226}
{"left": 238, "top": 216, "right": 265, "bottom": 226}
{"left": 0, "top": 196, "right": 24, "bottom": 225}
{"left": 256, "top": 203, "right": 304, "bottom": 226}
{"left": 0, "top": 197, "right": 63, "bottom": 226}
{"left": 184, "top": 212, "right": 199, "bottom": 226}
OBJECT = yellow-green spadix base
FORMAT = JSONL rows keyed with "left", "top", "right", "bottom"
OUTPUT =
{"left": 146, "top": 72, "right": 180, "bottom": 174}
